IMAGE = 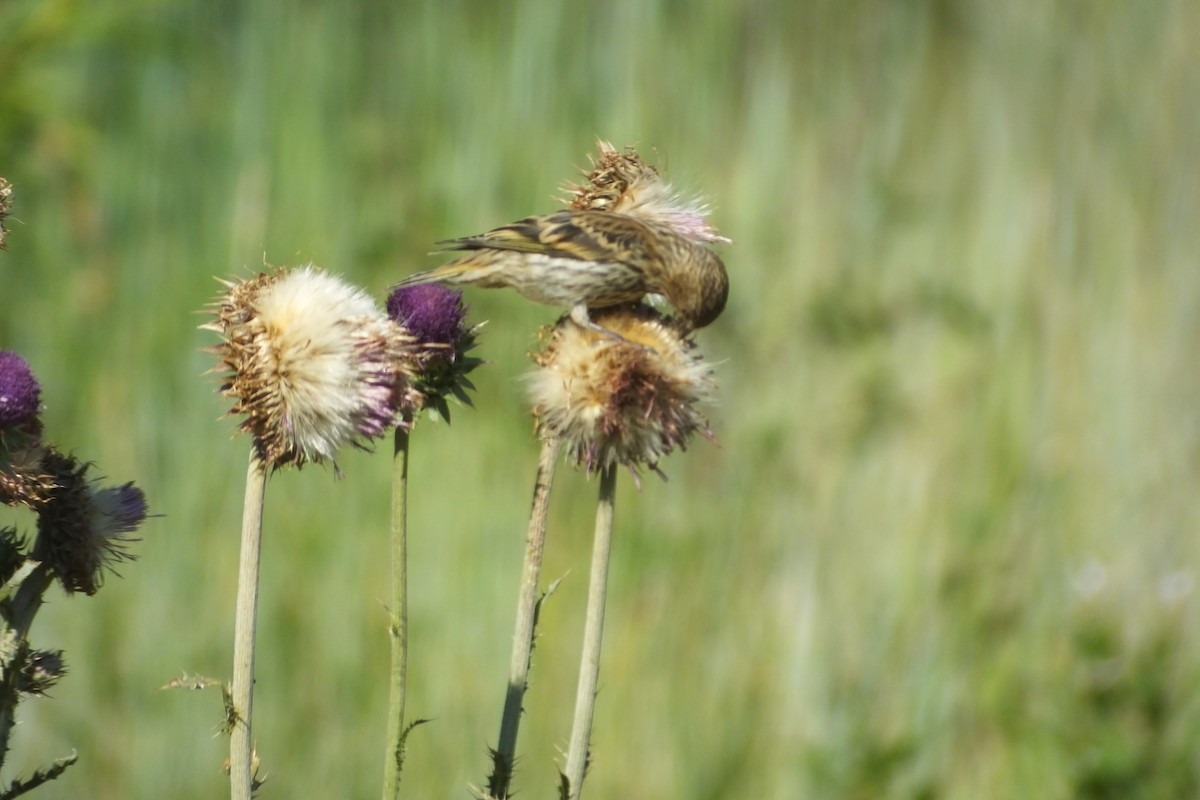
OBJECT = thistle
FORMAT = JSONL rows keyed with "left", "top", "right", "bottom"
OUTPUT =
{"left": 478, "top": 145, "right": 726, "bottom": 799}
{"left": 380, "top": 283, "right": 481, "bottom": 800}
{"left": 0, "top": 351, "right": 50, "bottom": 509}
{"left": 529, "top": 304, "right": 718, "bottom": 800}
{"left": 0, "top": 349, "right": 150, "bottom": 790}
{"left": 34, "top": 451, "right": 147, "bottom": 596}
{"left": 204, "top": 265, "right": 416, "bottom": 800}
{"left": 0, "top": 351, "right": 39, "bottom": 431}
{"left": 565, "top": 140, "right": 731, "bottom": 246}
{"left": 529, "top": 304, "right": 716, "bottom": 481}
{"left": 387, "top": 283, "right": 484, "bottom": 423}
{"left": 206, "top": 266, "right": 416, "bottom": 468}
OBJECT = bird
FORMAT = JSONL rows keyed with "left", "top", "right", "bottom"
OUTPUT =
{"left": 393, "top": 210, "right": 729, "bottom": 332}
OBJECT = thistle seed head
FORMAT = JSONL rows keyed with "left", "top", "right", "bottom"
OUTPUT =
{"left": 565, "top": 140, "right": 730, "bottom": 245}
{"left": 205, "top": 266, "right": 417, "bottom": 467}
{"left": 529, "top": 305, "right": 716, "bottom": 477}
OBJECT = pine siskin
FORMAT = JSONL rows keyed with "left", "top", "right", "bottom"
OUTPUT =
{"left": 393, "top": 210, "right": 728, "bottom": 332}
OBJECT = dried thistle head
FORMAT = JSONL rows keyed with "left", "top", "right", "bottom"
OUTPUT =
{"left": 564, "top": 140, "right": 730, "bottom": 245}
{"left": 386, "top": 283, "right": 484, "bottom": 422}
{"left": 204, "top": 266, "right": 417, "bottom": 468}
{"left": 35, "top": 450, "right": 148, "bottom": 595}
{"left": 529, "top": 305, "right": 717, "bottom": 478}
{"left": 0, "top": 177, "right": 11, "bottom": 250}
{"left": 0, "top": 439, "right": 52, "bottom": 509}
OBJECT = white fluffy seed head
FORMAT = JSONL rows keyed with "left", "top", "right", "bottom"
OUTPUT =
{"left": 206, "top": 265, "right": 415, "bottom": 468}
{"left": 566, "top": 140, "right": 731, "bottom": 245}
{"left": 529, "top": 306, "right": 716, "bottom": 476}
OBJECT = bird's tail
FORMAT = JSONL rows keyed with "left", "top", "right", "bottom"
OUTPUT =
{"left": 391, "top": 252, "right": 507, "bottom": 290}
{"left": 391, "top": 268, "right": 443, "bottom": 289}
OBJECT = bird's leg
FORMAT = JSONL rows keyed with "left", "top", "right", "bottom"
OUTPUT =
{"left": 569, "top": 303, "right": 598, "bottom": 332}
{"left": 571, "top": 304, "right": 629, "bottom": 341}
{"left": 570, "top": 304, "right": 655, "bottom": 352}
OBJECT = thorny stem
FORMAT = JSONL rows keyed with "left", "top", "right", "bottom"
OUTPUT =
{"left": 230, "top": 453, "right": 267, "bottom": 800}
{"left": 0, "top": 561, "right": 54, "bottom": 767}
{"left": 490, "top": 437, "right": 561, "bottom": 797}
{"left": 563, "top": 464, "right": 617, "bottom": 800}
{"left": 382, "top": 421, "right": 412, "bottom": 800}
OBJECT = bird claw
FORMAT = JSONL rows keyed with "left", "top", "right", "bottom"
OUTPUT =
{"left": 569, "top": 306, "right": 656, "bottom": 353}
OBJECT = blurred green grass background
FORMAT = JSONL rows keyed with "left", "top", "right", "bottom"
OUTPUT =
{"left": 2, "top": 0, "right": 1199, "bottom": 797}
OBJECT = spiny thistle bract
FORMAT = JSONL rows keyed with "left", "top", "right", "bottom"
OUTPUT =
{"left": 204, "top": 266, "right": 418, "bottom": 468}
{"left": 35, "top": 450, "right": 148, "bottom": 596}
{"left": 529, "top": 304, "right": 717, "bottom": 479}
{"left": 18, "top": 649, "right": 67, "bottom": 696}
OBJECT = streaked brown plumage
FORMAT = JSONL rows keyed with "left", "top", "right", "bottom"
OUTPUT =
{"left": 393, "top": 210, "right": 729, "bottom": 331}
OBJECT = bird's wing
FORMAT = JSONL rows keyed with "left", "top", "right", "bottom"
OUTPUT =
{"left": 436, "top": 211, "right": 644, "bottom": 263}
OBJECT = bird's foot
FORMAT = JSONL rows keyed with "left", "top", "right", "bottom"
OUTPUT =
{"left": 569, "top": 305, "right": 656, "bottom": 353}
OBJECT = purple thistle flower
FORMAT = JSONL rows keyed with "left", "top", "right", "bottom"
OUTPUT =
{"left": 385, "top": 283, "right": 483, "bottom": 421}
{"left": 0, "top": 351, "right": 41, "bottom": 429}
{"left": 387, "top": 284, "right": 467, "bottom": 347}
{"left": 94, "top": 482, "right": 149, "bottom": 535}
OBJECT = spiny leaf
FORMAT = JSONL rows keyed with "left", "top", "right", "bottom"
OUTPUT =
{"left": 391, "top": 717, "right": 432, "bottom": 778}
{"left": 0, "top": 751, "right": 78, "bottom": 799}
{"left": 479, "top": 745, "right": 514, "bottom": 800}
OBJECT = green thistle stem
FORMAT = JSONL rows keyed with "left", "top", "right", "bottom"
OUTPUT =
{"left": 0, "top": 561, "right": 53, "bottom": 769}
{"left": 490, "top": 437, "right": 560, "bottom": 796}
{"left": 562, "top": 463, "right": 617, "bottom": 800}
{"left": 382, "top": 420, "right": 412, "bottom": 800}
{"left": 230, "top": 453, "right": 267, "bottom": 800}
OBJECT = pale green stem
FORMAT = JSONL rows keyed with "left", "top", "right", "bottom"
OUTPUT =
{"left": 489, "top": 437, "right": 560, "bottom": 796}
{"left": 0, "top": 561, "right": 54, "bottom": 768}
{"left": 563, "top": 464, "right": 617, "bottom": 800}
{"left": 382, "top": 422, "right": 412, "bottom": 800}
{"left": 230, "top": 453, "right": 267, "bottom": 800}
